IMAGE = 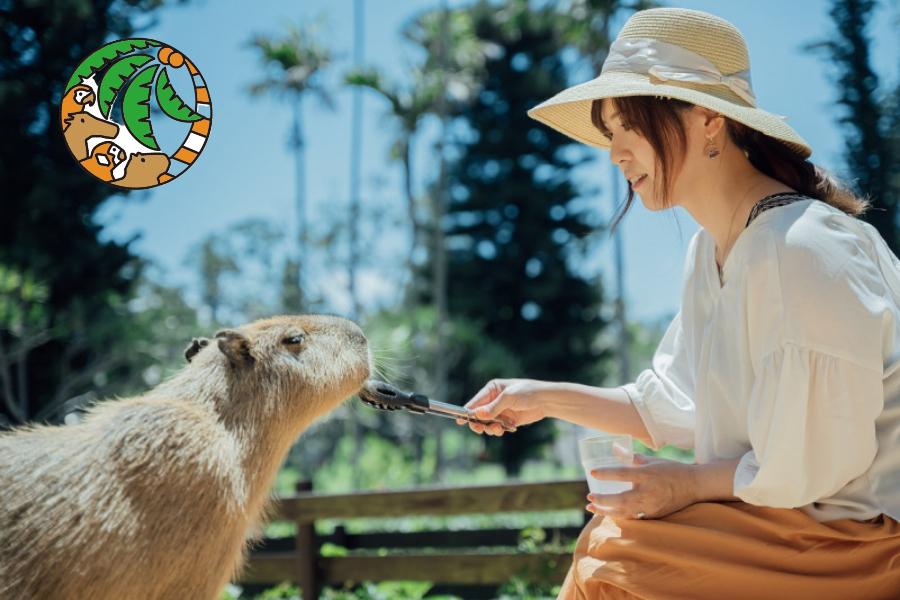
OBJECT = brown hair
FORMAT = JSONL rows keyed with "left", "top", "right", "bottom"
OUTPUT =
{"left": 591, "top": 96, "right": 872, "bottom": 233}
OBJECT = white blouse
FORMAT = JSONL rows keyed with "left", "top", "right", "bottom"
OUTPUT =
{"left": 621, "top": 197, "right": 900, "bottom": 523}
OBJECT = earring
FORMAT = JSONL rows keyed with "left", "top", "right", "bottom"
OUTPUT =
{"left": 704, "top": 137, "right": 720, "bottom": 159}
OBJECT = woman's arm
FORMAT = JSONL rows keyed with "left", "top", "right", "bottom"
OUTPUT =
{"left": 542, "top": 382, "right": 655, "bottom": 447}
{"left": 690, "top": 457, "right": 742, "bottom": 502}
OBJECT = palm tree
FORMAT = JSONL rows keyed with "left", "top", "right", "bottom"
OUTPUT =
{"left": 346, "top": 8, "right": 487, "bottom": 316}
{"left": 247, "top": 20, "right": 334, "bottom": 312}
{"left": 345, "top": 67, "right": 440, "bottom": 312}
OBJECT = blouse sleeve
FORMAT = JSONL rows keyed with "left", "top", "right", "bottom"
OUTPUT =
{"left": 734, "top": 216, "right": 891, "bottom": 507}
{"left": 620, "top": 307, "right": 696, "bottom": 451}
{"left": 733, "top": 342, "right": 882, "bottom": 507}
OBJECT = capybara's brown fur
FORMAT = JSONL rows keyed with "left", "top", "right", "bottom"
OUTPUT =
{"left": 0, "top": 314, "right": 370, "bottom": 600}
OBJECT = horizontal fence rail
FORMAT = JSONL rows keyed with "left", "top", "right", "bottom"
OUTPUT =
{"left": 239, "top": 477, "right": 591, "bottom": 598}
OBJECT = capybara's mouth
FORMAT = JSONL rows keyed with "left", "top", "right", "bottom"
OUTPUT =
{"left": 358, "top": 380, "right": 407, "bottom": 411}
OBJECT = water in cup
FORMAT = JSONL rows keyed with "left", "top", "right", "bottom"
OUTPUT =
{"left": 581, "top": 461, "right": 634, "bottom": 495}
{"left": 578, "top": 433, "right": 634, "bottom": 496}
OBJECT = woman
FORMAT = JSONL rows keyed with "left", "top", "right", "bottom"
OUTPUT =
{"left": 455, "top": 7, "right": 900, "bottom": 599}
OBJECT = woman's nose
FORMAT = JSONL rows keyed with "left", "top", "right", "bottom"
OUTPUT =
{"left": 608, "top": 137, "right": 629, "bottom": 165}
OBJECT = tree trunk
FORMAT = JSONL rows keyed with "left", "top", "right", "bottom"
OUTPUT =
{"left": 293, "top": 97, "right": 306, "bottom": 312}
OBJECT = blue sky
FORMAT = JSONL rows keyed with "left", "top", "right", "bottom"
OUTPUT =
{"left": 96, "top": 0, "right": 899, "bottom": 324}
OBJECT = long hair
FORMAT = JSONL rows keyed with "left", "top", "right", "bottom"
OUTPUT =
{"left": 591, "top": 96, "right": 872, "bottom": 233}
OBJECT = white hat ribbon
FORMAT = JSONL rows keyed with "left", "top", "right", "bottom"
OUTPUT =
{"left": 600, "top": 37, "right": 759, "bottom": 108}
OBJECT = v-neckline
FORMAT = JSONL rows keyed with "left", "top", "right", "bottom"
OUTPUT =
{"left": 707, "top": 194, "right": 811, "bottom": 292}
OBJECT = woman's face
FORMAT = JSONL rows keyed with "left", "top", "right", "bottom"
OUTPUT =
{"left": 600, "top": 98, "right": 717, "bottom": 210}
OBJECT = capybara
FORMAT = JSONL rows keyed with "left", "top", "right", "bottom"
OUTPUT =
{"left": 0, "top": 314, "right": 371, "bottom": 599}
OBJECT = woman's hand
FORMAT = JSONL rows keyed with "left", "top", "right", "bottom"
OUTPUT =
{"left": 455, "top": 378, "right": 550, "bottom": 436}
{"left": 586, "top": 451, "right": 698, "bottom": 520}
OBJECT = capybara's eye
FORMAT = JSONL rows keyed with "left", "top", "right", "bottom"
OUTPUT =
{"left": 80, "top": 117, "right": 85, "bottom": 123}
{"left": 283, "top": 334, "right": 305, "bottom": 345}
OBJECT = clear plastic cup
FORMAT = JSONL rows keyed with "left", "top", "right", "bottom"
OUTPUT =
{"left": 578, "top": 433, "right": 634, "bottom": 495}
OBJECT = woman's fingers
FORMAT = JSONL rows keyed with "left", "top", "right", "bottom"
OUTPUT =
{"left": 457, "top": 380, "right": 520, "bottom": 436}
{"left": 453, "top": 416, "right": 486, "bottom": 433}
{"left": 486, "top": 422, "right": 503, "bottom": 435}
{"left": 454, "top": 417, "right": 506, "bottom": 436}
{"left": 464, "top": 379, "right": 506, "bottom": 412}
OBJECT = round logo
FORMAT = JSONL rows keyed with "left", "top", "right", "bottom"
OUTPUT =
{"left": 60, "top": 38, "right": 212, "bottom": 189}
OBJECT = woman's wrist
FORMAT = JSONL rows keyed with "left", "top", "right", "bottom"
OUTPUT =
{"left": 540, "top": 381, "right": 654, "bottom": 444}
{"left": 689, "top": 457, "right": 742, "bottom": 503}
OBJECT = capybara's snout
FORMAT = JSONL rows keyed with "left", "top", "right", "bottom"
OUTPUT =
{"left": 328, "top": 314, "right": 368, "bottom": 349}
{"left": 316, "top": 314, "right": 371, "bottom": 380}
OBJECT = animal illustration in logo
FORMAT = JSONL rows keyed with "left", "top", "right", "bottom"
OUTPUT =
{"left": 60, "top": 38, "right": 212, "bottom": 189}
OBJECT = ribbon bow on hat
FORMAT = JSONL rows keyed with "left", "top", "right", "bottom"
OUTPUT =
{"left": 601, "top": 37, "right": 760, "bottom": 109}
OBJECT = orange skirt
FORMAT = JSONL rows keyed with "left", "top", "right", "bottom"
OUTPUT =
{"left": 556, "top": 501, "right": 900, "bottom": 600}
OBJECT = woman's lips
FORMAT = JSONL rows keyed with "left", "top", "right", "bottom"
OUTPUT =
{"left": 632, "top": 174, "right": 648, "bottom": 190}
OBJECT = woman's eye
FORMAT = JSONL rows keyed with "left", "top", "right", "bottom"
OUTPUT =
{"left": 283, "top": 335, "right": 305, "bottom": 345}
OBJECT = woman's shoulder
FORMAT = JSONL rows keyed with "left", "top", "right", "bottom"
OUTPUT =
{"left": 749, "top": 197, "right": 896, "bottom": 367}
{"left": 755, "top": 197, "right": 872, "bottom": 280}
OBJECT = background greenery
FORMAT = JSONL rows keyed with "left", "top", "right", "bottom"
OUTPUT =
{"left": 1, "top": 0, "right": 896, "bottom": 598}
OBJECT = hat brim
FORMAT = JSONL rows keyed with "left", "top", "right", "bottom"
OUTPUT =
{"left": 527, "top": 71, "right": 812, "bottom": 159}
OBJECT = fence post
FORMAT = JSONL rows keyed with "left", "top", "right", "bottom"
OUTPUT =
{"left": 294, "top": 480, "right": 317, "bottom": 599}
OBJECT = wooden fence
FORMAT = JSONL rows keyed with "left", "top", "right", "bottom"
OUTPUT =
{"left": 239, "top": 477, "right": 592, "bottom": 599}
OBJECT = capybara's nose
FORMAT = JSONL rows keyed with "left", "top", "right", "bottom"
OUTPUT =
{"left": 316, "top": 314, "right": 367, "bottom": 347}
{"left": 343, "top": 320, "right": 367, "bottom": 347}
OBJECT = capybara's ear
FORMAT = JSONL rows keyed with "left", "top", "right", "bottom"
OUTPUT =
{"left": 214, "top": 329, "right": 255, "bottom": 368}
{"left": 184, "top": 337, "right": 210, "bottom": 363}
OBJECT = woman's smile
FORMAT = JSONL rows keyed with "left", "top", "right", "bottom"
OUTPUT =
{"left": 631, "top": 173, "right": 648, "bottom": 190}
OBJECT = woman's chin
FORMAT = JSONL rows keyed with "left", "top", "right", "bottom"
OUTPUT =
{"left": 637, "top": 194, "right": 664, "bottom": 212}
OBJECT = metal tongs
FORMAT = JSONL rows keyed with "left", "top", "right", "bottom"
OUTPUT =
{"left": 358, "top": 380, "right": 517, "bottom": 433}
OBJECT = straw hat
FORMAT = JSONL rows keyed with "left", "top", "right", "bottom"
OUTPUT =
{"left": 527, "top": 7, "right": 812, "bottom": 158}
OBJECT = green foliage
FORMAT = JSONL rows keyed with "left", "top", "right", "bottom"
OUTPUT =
{"left": 312, "top": 433, "right": 422, "bottom": 494}
{"left": 495, "top": 576, "right": 561, "bottom": 600}
{"left": 1, "top": 0, "right": 172, "bottom": 425}
{"left": 559, "top": 0, "right": 660, "bottom": 71}
{"left": 246, "top": 18, "right": 334, "bottom": 108}
{"left": 401, "top": 6, "right": 487, "bottom": 100}
{"left": 364, "top": 304, "right": 525, "bottom": 393}
{"left": 321, "top": 581, "right": 436, "bottom": 599}
{"left": 635, "top": 439, "right": 694, "bottom": 462}
{"left": 265, "top": 430, "right": 584, "bottom": 542}
{"left": 64, "top": 38, "right": 161, "bottom": 92}
{"left": 97, "top": 54, "right": 154, "bottom": 117}
{"left": 254, "top": 582, "right": 302, "bottom": 599}
{"left": 0, "top": 265, "right": 53, "bottom": 424}
{"left": 156, "top": 67, "right": 204, "bottom": 122}
{"left": 418, "top": 1, "right": 613, "bottom": 476}
{"left": 109, "top": 265, "right": 206, "bottom": 396}
{"left": 319, "top": 542, "right": 349, "bottom": 558}
{"left": 183, "top": 218, "right": 287, "bottom": 325}
{"left": 0, "top": 264, "right": 50, "bottom": 332}
{"left": 802, "top": 0, "right": 899, "bottom": 253}
{"left": 122, "top": 63, "right": 160, "bottom": 150}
